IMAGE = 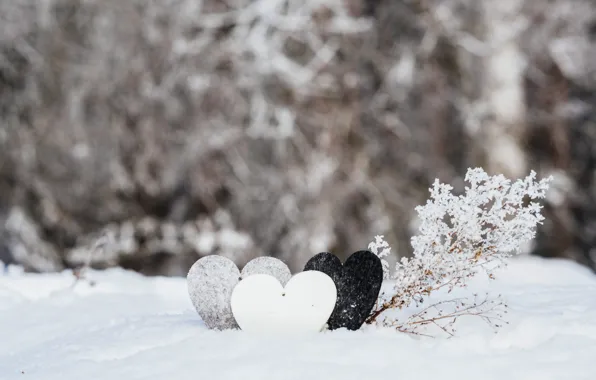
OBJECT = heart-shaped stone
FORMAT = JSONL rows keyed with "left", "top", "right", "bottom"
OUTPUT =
{"left": 303, "top": 250, "right": 383, "bottom": 331}
{"left": 230, "top": 271, "right": 337, "bottom": 333}
{"left": 187, "top": 255, "right": 292, "bottom": 330}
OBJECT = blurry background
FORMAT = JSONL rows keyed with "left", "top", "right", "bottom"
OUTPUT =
{"left": 0, "top": 0, "right": 594, "bottom": 276}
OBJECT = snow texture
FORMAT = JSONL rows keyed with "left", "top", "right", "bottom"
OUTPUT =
{"left": 186, "top": 255, "right": 291, "bottom": 330}
{"left": 304, "top": 251, "right": 383, "bottom": 330}
{"left": 1, "top": 256, "right": 596, "bottom": 380}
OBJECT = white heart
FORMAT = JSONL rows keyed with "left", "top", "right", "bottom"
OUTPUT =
{"left": 230, "top": 271, "right": 337, "bottom": 333}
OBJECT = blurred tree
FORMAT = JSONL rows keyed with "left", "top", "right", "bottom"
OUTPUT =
{"left": 0, "top": 0, "right": 594, "bottom": 275}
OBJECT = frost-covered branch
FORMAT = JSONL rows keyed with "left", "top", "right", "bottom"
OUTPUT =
{"left": 368, "top": 168, "right": 552, "bottom": 333}
{"left": 368, "top": 235, "right": 392, "bottom": 279}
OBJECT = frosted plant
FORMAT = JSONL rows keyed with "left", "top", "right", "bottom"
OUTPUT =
{"left": 368, "top": 168, "right": 552, "bottom": 335}
{"left": 368, "top": 235, "right": 392, "bottom": 279}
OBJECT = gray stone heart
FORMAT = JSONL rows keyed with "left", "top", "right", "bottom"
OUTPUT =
{"left": 187, "top": 255, "right": 292, "bottom": 330}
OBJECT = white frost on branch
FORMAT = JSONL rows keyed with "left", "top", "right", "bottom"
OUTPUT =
{"left": 368, "top": 235, "right": 392, "bottom": 279}
{"left": 368, "top": 168, "right": 552, "bottom": 334}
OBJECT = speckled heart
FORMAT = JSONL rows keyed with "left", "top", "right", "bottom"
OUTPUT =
{"left": 187, "top": 255, "right": 292, "bottom": 330}
{"left": 303, "top": 250, "right": 383, "bottom": 331}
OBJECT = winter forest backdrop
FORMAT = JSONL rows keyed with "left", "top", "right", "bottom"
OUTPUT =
{"left": 0, "top": 0, "right": 595, "bottom": 277}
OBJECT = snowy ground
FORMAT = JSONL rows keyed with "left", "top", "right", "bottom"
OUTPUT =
{"left": 1, "top": 256, "right": 596, "bottom": 380}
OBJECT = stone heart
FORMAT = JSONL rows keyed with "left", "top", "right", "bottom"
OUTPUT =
{"left": 303, "top": 250, "right": 383, "bottom": 331}
{"left": 230, "top": 271, "right": 337, "bottom": 333}
{"left": 187, "top": 255, "right": 292, "bottom": 330}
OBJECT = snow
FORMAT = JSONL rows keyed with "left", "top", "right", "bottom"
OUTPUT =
{"left": 1, "top": 256, "right": 596, "bottom": 380}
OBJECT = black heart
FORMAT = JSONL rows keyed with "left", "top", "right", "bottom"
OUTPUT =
{"left": 303, "top": 250, "right": 383, "bottom": 331}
